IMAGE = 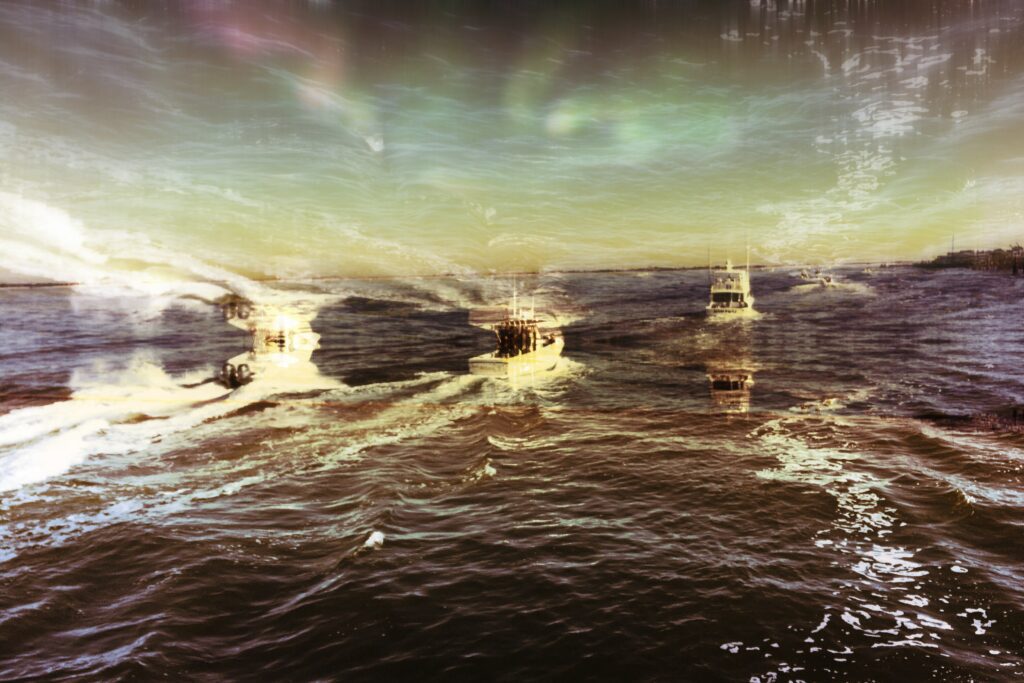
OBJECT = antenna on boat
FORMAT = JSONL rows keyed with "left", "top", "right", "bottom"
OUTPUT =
{"left": 707, "top": 246, "right": 712, "bottom": 284}
{"left": 530, "top": 295, "right": 536, "bottom": 321}
{"left": 745, "top": 234, "right": 750, "bottom": 272}
{"left": 512, "top": 276, "right": 518, "bottom": 318}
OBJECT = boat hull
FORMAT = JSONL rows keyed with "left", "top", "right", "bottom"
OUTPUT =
{"left": 705, "top": 304, "right": 758, "bottom": 319}
{"left": 469, "top": 337, "right": 565, "bottom": 382}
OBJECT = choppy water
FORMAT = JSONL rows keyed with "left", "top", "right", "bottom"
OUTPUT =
{"left": 3, "top": 1, "right": 1024, "bottom": 678}
{"left": 2, "top": 267, "right": 1023, "bottom": 680}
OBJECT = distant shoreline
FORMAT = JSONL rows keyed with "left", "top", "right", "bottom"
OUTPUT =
{"left": 0, "top": 282, "right": 80, "bottom": 289}
{"left": 917, "top": 245, "right": 1024, "bottom": 273}
{"left": 0, "top": 261, "right": 916, "bottom": 288}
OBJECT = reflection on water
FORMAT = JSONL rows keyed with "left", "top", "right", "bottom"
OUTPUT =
{"left": 708, "top": 367, "right": 755, "bottom": 414}
{"left": 703, "top": 318, "right": 758, "bottom": 413}
{"left": 752, "top": 414, "right": 950, "bottom": 669}
{"left": 219, "top": 297, "right": 329, "bottom": 390}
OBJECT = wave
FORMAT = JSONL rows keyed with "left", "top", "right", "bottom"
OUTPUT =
{"left": 0, "top": 359, "right": 223, "bottom": 493}
{"left": 749, "top": 411, "right": 1001, "bottom": 673}
{"left": 789, "top": 280, "right": 874, "bottom": 296}
{"left": 0, "top": 349, "right": 341, "bottom": 495}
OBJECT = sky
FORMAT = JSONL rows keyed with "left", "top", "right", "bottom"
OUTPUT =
{"left": 1, "top": 0, "right": 1023, "bottom": 285}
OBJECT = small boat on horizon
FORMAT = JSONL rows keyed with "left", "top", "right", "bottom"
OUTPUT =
{"left": 799, "top": 268, "right": 835, "bottom": 287}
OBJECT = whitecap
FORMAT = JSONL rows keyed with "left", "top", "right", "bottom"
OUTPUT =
{"left": 363, "top": 530, "right": 385, "bottom": 548}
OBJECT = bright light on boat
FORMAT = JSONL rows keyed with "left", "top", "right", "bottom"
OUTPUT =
{"left": 273, "top": 314, "right": 300, "bottom": 331}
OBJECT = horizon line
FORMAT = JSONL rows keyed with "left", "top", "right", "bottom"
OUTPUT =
{"left": 0, "top": 259, "right": 918, "bottom": 289}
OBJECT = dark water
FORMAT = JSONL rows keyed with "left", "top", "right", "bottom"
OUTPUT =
{"left": 1, "top": 267, "right": 1023, "bottom": 680}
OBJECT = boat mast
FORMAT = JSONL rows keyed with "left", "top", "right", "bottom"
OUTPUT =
{"left": 512, "top": 277, "right": 518, "bottom": 319}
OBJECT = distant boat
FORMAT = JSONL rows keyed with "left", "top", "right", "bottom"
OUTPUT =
{"left": 801, "top": 268, "right": 835, "bottom": 287}
{"left": 707, "top": 259, "right": 756, "bottom": 317}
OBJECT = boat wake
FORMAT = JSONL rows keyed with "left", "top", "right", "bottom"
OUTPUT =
{"left": 790, "top": 280, "right": 874, "bottom": 296}
{"left": 0, "top": 348, "right": 342, "bottom": 494}
{"left": 0, "top": 359, "right": 228, "bottom": 494}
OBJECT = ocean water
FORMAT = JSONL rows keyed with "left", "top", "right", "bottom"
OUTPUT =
{"left": 2, "top": 267, "right": 1023, "bottom": 680}
{"left": 3, "top": 1, "right": 1024, "bottom": 679}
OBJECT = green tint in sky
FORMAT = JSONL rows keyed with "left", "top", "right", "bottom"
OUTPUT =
{"left": 1, "top": 0, "right": 1023, "bottom": 283}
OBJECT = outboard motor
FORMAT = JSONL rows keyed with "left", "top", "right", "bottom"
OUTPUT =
{"left": 222, "top": 299, "right": 253, "bottom": 322}
{"left": 219, "top": 361, "right": 254, "bottom": 388}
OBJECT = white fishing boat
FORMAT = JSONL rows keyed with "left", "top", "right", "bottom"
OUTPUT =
{"left": 706, "top": 258, "right": 756, "bottom": 318}
{"left": 469, "top": 291, "right": 565, "bottom": 384}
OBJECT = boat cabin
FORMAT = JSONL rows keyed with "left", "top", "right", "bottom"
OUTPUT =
{"left": 707, "top": 260, "right": 754, "bottom": 314}
{"left": 493, "top": 318, "right": 554, "bottom": 357}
